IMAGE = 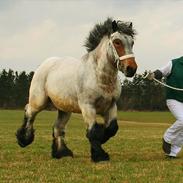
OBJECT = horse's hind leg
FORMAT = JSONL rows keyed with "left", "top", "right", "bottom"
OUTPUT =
{"left": 16, "top": 90, "right": 47, "bottom": 147}
{"left": 16, "top": 104, "right": 39, "bottom": 147}
{"left": 52, "top": 110, "right": 73, "bottom": 159}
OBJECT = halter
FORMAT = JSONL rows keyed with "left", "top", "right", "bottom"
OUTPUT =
{"left": 109, "top": 33, "right": 134, "bottom": 70}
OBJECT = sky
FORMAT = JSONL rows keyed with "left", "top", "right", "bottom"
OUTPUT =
{"left": 0, "top": 0, "right": 183, "bottom": 75}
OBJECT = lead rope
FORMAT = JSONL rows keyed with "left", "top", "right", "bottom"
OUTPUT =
{"left": 143, "top": 72, "right": 183, "bottom": 91}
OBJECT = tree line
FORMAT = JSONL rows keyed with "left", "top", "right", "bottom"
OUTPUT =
{"left": 117, "top": 73, "right": 167, "bottom": 111}
{"left": 0, "top": 69, "right": 34, "bottom": 108}
{"left": 0, "top": 69, "right": 167, "bottom": 110}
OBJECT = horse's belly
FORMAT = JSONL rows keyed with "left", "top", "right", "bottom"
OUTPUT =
{"left": 50, "top": 96, "right": 81, "bottom": 113}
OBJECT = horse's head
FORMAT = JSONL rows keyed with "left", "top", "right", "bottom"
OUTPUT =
{"left": 109, "top": 20, "right": 137, "bottom": 77}
{"left": 84, "top": 18, "right": 138, "bottom": 77}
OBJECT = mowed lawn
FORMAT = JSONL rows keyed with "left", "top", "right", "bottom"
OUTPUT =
{"left": 0, "top": 110, "right": 183, "bottom": 183}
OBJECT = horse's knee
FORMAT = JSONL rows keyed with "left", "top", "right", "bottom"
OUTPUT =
{"left": 25, "top": 103, "right": 40, "bottom": 119}
{"left": 101, "top": 119, "right": 118, "bottom": 144}
{"left": 106, "top": 119, "right": 118, "bottom": 136}
{"left": 86, "top": 123, "right": 105, "bottom": 142}
{"left": 16, "top": 126, "right": 35, "bottom": 147}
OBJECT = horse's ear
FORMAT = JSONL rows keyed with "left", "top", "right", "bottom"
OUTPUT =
{"left": 129, "top": 22, "right": 133, "bottom": 29}
{"left": 112, "top": 20, "right": 118, "bottom": 32}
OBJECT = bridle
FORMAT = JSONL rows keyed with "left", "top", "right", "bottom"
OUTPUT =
{"left": 109, "top": 33, "right": 135, "bottom": 70}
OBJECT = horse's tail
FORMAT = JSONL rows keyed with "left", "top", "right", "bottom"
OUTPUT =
{"left": 28, "top": 57, "right": 60, "bottom": 112}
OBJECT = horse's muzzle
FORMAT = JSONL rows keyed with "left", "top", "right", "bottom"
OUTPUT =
{"left": 126, "top": 66, "right": 137, "bottom": 77}
{"left": 120, "top": 58, "right": 137, "bottom": 77}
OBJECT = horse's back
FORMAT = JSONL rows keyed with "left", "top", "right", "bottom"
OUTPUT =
{"left": 31, "top": 57, "right": 79, "bottom": 86}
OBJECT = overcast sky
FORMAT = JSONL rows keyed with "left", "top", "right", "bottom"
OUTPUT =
{"left": 0, "top": 0, "right": 183, "bottom": 74}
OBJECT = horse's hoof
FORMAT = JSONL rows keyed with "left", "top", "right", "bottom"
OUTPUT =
{"left": 91, "top": 148, "right": 110, "bottom": 162}
{"left": 52, "top": 148, "right": 73, "bottom": 159}
{"left": 16, "top": 127, "right": 35, "bottom": 147}
{"left": 91, "top": 151, "right": 109, "bottom": 162}
{"left": 52, "top": 139, "right": 73, "bottom": 159}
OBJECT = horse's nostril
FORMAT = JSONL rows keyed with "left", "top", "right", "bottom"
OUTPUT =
{"left": 126, "top": 66, "right": 136, "bottom": 77}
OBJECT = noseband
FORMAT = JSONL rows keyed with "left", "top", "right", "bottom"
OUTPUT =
{"left": 109, "top": 34, "right": 134, "bottom": 70}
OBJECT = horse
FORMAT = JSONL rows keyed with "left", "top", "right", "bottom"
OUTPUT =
{"left": 16, "top": 18, "right": 137, "bottom": 162}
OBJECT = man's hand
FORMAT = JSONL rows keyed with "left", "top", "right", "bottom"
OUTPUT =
{"left": 146, "top": 71, "right": 155, "bottom": 80}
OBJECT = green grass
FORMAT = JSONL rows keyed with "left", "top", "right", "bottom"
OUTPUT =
{"left": 0, "top": 110, "right": 183, "bottom": 183}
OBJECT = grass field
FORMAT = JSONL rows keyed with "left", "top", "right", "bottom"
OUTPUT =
{"left": 0, "top": 110, "right": 183, "bottom": 183}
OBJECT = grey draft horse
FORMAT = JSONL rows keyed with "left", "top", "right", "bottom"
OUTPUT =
{"left": 16, "top": 18, "right": 137, "bottom": 162}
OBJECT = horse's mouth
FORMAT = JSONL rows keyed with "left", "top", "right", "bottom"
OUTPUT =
{"left": 119, "top": 65, "right": 137, "bottom": 77}
{"left": 125, "top": 67, "right": 137, "bottom": 77}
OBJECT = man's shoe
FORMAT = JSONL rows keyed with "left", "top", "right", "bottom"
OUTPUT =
{"left": 162, "top": 138, "right": 171, "bottom": 154}
{"left": 165, "top": 155, "right": 177, "bottom": 159}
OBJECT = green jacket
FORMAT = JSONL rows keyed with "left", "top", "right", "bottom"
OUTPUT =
{"left": 166, "top": 56, "right": 183, "bottom": 102}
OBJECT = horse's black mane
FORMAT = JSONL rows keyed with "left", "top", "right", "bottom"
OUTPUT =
{"left": 84, "top": 18, "right": 136, "bottom": 52}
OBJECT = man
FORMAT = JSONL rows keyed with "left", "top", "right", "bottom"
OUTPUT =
{"left": 147, "top": 56, "right": 183, "bottom": 158}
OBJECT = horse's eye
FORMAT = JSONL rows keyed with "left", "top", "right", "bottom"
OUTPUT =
{"left": 113, "top": 40, "right": 121, "bottom": 46}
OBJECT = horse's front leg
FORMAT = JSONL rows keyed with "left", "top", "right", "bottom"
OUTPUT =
{"left": 101, "top": 102, "right": 119, "bottom": 144}
{"left": 80, "top": 103, "right": 109, "bottom": 162}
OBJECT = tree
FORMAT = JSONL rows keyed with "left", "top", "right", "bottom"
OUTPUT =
{"left": 117, "top": 72, "right": 167, "bottom": 111}
{"left": 14, "top": 71, "right": 30, "bottom": 107}
{"left": 0, "top": 69, "right": 16, "bottom": 108}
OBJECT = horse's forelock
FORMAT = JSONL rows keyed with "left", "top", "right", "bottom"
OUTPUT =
{"left": 84, "top": 18, "right": 136, "bottom": 53}
{"left": 116, "top": 21, "right": 136, "bottom": 38}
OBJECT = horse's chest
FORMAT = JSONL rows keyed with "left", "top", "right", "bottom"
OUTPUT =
{"left": 97, "top": 72, "right": 119, "bottom": 94}
{"left": 94, "top": 96, "right": 113, "bottom": 114}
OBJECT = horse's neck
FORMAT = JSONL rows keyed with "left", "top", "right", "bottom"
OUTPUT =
{"left": 96, "top": 60, "right": 117, "bottom": 81}
{"left": 94, "top": 38, "right": 118, "bottom": 88}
